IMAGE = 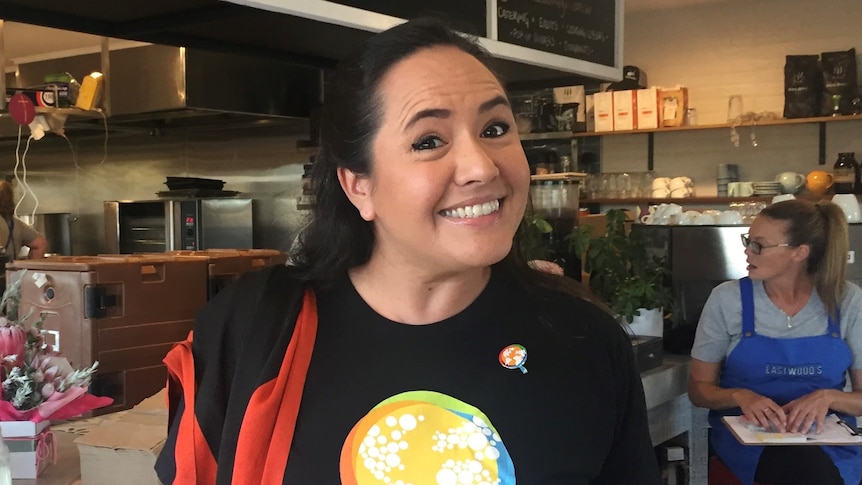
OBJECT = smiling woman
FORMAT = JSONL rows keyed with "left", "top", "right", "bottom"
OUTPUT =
{"left": 155, "top": 17, "right": 660, "bottom": 485}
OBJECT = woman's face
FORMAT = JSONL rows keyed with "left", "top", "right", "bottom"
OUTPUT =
{"left": 340, "top": 45, "right": 530, "bottom": 277}
{"left": 745, "top": 215, "right": 802, "bottom": 280}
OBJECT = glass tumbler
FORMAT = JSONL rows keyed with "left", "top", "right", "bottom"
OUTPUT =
{"left": 727, "top": 95, "right": 744, "bottom": 123}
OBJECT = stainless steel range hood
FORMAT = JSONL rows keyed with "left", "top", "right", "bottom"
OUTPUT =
{"left": 2, "top": 43, "right": 322, "bottom": 137}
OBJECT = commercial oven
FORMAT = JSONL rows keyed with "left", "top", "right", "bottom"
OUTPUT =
{"left": 104, "top": 198, "right": 253, "bottom": 254}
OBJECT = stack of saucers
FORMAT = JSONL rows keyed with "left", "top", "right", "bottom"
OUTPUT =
{"left": 752, "top": 181, "right": 783, "bottom": 196}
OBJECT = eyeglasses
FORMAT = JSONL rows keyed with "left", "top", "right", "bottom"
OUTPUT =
{"left": 740, "top": 233, "right": 791, "bottom": 255}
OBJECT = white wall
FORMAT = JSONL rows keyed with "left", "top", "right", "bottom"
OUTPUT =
{"left": 600, "top": 0, "right": 862, "bottom": 196}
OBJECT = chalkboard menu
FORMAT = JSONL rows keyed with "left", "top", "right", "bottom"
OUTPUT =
{"left": 496, "top": 0, "right": 616, "bottom": 67}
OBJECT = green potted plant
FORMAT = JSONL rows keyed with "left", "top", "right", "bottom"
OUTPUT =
{"left": 568, "top": 209, "right": 673, "bottom": 329}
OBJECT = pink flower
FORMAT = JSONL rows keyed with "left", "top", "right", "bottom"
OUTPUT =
{"left": 40, "top": 382, "right": 54, "bottom": 399}
{"left": 0, "top": 325, "right": 27, "bottom": 366}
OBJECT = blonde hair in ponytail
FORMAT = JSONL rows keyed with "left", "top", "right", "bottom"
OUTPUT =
{"left": 815, "top": 202, "right": 849, "bottom": 319}
{"left": 759, "top": 199, "right": 848, "bottom": 319}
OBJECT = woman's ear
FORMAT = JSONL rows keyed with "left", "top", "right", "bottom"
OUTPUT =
{"left": 337, "top": 167, "right": 376, "bottom": 222}
{"left": 792, "top": 244, "right": 811, "bottom": 263}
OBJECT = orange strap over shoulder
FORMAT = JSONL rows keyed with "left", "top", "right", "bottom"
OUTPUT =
{"left": 164, "top": 330, "right": 217, "bottom": 484}
{"left": 232, "top": 290, "right": 318, "bottom": 483}
{"left": 163, "top": 289, "right": 318, "bottom": 485}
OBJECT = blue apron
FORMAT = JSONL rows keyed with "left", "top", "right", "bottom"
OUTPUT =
{"left": 708, "top": 277, "right": 862, "bottom": 485}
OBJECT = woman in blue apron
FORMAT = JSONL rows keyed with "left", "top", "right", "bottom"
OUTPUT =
{"left": 689, "top": 199, "right": 862, "bottom": 485}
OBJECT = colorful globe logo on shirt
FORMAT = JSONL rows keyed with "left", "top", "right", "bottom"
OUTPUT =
{"left": 340, "top": 390, "right": 515, "bottom": 485}
{"left": 498, "top": 344, "right": 528, "bottom": 373}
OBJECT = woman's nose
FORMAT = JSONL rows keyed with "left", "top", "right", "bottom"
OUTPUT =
{"left": 453, "top": 138, "right": 499, "bottom": 185}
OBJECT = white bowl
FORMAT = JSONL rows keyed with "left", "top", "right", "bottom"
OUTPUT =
{"left": 693, "top": 214, "right": 715, "bottom": 225}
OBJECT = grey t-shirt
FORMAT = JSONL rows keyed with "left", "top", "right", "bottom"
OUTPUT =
{"left": 0, "top": 217, "right": 41, "bottom": 259}
{"left": 691, "top": 279, "right": 862, "bottom": 370}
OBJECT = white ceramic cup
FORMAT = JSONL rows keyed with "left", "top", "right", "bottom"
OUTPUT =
{"left": 673, "top": 213, "right": 694, "bottom": 225}
{"left": 832, "top": 194, "right": 862, "bottom": 222}
{"left": 728, "top": 181, "right": 754, "bottom": 197}
{"left": 693, "top": 213, "right": 715, "bottom": 225}
{"left": 716, "top": 210, "right": 744, "bottom": 225}
{"left": 669, "top": 176, "right": 692, "bottom": 190}
{"left": 670, "top": 187, "right": 692, "bottom": 198}
{"left": 640, "top": 205, "right": 659, "bottom": 224}
{"left": 663, "top": 203, "right": 684, "bottom": 221}
{"left": 652, "top": 177, "right": 671, "bottom": 190}
{"left": 776, "top": 172, "right": 805, "bottom": 194}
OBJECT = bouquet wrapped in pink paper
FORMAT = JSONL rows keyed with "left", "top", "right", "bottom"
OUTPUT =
{"left": 0, "top": 274, "right": 112, "bottom": 423}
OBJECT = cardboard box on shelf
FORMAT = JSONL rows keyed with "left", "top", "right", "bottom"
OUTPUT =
{"left": 4, "top": 87, "right": 67, "bottom": 108}
{"left": 612, "top": 90, "right": 638, "bottom": 131}
{"left": 593, "top": 91, "right": 615, "bottom": 132}
{"left": 660, "top": 87, "right": 689, "bottom": 127}
{"left": 585, "top": 94, "right": 595, "bottom": 132}
{"left": 74, "top": 389, "right": 167, "bottom": 485}
{"left": 637, "top": 88, "right": 661, "bottom": 129}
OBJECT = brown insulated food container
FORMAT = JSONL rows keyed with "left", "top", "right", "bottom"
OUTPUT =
{"left": 6, "top": 255, "right": 208, "bottom": 414}
{"left": 163, "top": 249, "right": 288, "bottom": 298}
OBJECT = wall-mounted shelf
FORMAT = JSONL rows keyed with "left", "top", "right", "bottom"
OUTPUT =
{"left": 569, "top": 114, "right": 862, "bottom": 138}
{"left": 581, "top": 194, "right": 848, "bottom": 205}
{"left": 520, "top": 114, "right": 862, "bottom": 170}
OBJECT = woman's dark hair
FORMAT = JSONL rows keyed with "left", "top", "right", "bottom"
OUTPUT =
{"left": 291, "top": 17, "right": 614, "bottom": 322}
{"left": 759, "top": 199, "right": 849, "bottom": 318}
{"left": 292, "top": 17, "right": 499, "bottom": 283}
{"left": 0, "top": 182, "right": 14, "bottom": 219}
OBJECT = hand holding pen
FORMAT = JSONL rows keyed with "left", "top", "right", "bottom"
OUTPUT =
{"left": 836, "top": 417, "right": 861, "bottom": 437}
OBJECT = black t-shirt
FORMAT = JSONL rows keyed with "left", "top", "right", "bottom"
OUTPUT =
{"left": 283, "top": 270, "right": 660, "bottom": 484}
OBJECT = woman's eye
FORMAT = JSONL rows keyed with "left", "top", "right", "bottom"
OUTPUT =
{"left": 481, "top": 122, "right": 510, "bottom": 138}
{"left": 411, "top": 135, "right": 444, "bottom": 151}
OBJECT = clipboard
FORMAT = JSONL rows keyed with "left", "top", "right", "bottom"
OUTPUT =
{"left": 723, "top": 414, "right": 862, "bottom": 446}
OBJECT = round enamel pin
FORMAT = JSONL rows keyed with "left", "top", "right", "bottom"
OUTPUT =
{"left": 499, "top": 344, "right": 528, "bottom": 374}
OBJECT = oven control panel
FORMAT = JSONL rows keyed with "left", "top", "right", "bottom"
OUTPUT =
{"left": 179, "top": 200, "right": 200, "bottom": 250}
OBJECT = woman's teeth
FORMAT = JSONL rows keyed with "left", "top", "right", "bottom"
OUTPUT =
{"left": 441, "top": 200, "right": 500, "bottom": 219}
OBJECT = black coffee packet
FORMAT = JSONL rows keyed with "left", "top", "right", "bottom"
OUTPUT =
{"left": 784, "top": 55, "right": 822, "bottom": 118}
{"left": 821, "top": 48, "right": 857, "bottom": 115}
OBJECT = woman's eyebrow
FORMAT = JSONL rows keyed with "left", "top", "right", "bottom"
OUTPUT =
{"left": 403, "top": 95, "right": 509, "bottom": 131}
{"left": 478, "top": 95, "right": 510, "bottom": 113}
{"left": 405, "top": 108, "right": 450, "bottom": 130}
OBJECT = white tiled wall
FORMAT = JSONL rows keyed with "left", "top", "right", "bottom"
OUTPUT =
{"left": 601, "top": 0, "right": 862, "bottom": 196}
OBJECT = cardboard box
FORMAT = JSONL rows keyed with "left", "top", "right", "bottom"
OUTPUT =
{"left": 612, "top": 90, "right": 638, "bottom": 131}
{"left": 637, "top": 88, "right": 661, "bottom": 130}
{"left": 4, "top": 87, "right": 67, "bottom": 108}
{"left": 660, "top": 87, "right": 689, "bottom": 127}
{"left": 585, "top": 94, "right": 595, "bottom": 132}
{"left": 0, "top": 421, "right": 53, "bottom": 479}
{"left": 75, "top": 389, "right": 167, "bottom": 485}
{"left": 593, "top": 91, "right": 614, "bottom": 132}
{"left": 0, "top": 420, "right": 50, "bottom": 438}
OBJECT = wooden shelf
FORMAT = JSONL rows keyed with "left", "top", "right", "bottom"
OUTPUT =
{"left": 567, "top": 114, "right": 862, "bottom": 138}
{"left": 518, "top": 114, "right": 862, "bottom": 170}
{"left": 581, "top": 194, "right": 837, "bottom": 205}
{"left": 519, "top": 131, "right": 575, "bottom": 141}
